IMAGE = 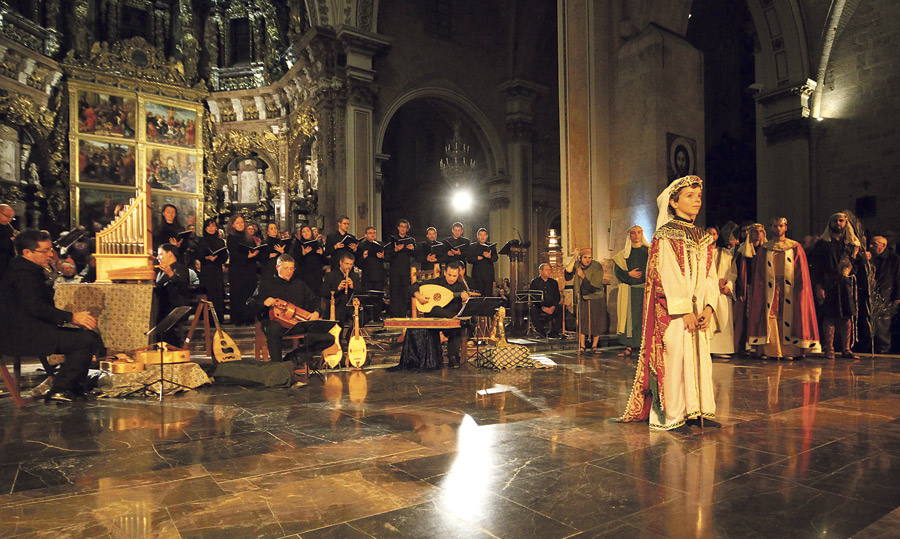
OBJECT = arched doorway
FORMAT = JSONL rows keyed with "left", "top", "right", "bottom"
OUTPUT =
{"left": 375, "top": 86, "right": 506, "bottom": 241}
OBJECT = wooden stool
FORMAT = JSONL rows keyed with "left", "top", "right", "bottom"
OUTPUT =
{"left": 0, "top": 356, "right": 36, "bottom": 408}
{"left": 253, "top": 321, "right": 305, "bottom": 362}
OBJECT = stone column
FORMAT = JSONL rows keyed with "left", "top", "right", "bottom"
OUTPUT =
{"left": 498, "top": 79, "right": 546, "bottom": 275}
{"left": 337, "top": 27, "right": 389, "bottom": 234}
{"left": 755, "top": 80, "right": 817, "bottom": 237}
{"left": 557, "top": 0, "right": 612, "bottom": 257}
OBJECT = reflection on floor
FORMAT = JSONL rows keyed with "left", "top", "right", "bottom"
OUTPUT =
{"left": 3, "top": 352, "right": 900, "bottom": 538}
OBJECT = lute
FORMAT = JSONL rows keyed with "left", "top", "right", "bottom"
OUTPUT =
{"left": 347, "top": 297, "right": 367, "bottom": 368}
{"left": 415, "top": 284, "right": 480, "bottom": 313}
{"left": 203, "top": 300, "right": 240, "bottom": 362}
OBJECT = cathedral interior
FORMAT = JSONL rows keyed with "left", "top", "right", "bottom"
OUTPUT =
{"left": 2, "top": 1, "right": 900, "bottom": 537}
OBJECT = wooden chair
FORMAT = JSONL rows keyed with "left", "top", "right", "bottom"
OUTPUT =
{"left": 253, "top": 321, "right": 304, "bottom": 362}
{"left": 0, "top": 356, "right": 36, "bottom": 408}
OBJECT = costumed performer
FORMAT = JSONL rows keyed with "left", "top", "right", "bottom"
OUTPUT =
{"left": 746, "top": 217, "right": 819, "bottom": 360}
{"left": 617, "top": 176, "right": 720, "bottom": 432}
{"left": 565, "top": 247, "right": 608, "bottom": 353}
{"left": 709, "top": 222, "right": 739, "bottom": 357}
{"left": 613, "top": 225, "right": 649, "bottom": 357}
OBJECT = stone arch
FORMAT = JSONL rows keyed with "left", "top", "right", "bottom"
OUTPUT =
{"left": 745, "top": 0, "right": 811, "bottom": 89}
{"left": 375, "top": 85, "right": 506, "bottom": 178}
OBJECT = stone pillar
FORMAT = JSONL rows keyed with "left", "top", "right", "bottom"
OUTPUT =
{"left": 498, "top": 79, "right": 546, "bottom": 276}
{"left": 755, "top": 80, "right": 816, "bottom": 237}
{"left": 559, "top": 0, "right": 703, "bottom": 261}
{"left": 337, "top": 27, "right": 389, "bottom": 234}
{"left": 557, "top": 0, "right": 612, "bottom": 257}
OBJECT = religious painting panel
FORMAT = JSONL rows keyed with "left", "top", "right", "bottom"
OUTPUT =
{"left": 76, "top": 186, "right": 135, "bottom": 228}
{"left": 145, "top": 148, "right": 198, "bottom": 194}
{"left": 143, "top": 101, "right": 198, "bottom": 148}
{"left": 77, "top": 139, "right": 136, "bottom": 187}
{"left": 151, "top": 192, "right": 199, "bottom": 231}
{"left": 75, "top": 89, "right": 137, "bottom": 139}
{"left": 667, "top": 133, "right": 697, "bottom": 181}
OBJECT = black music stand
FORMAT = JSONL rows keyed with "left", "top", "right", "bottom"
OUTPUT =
{"left": 125, "top": 305, "right": 194, "bottom": 400}
{"left": 456, "top": 297, "right": 504, "bottom": 363}
{"left": 516, "top": 290, "right": 544, "bottom": 339}
{"left": 348, "top": 293, "right": 386, "bottom": 350}
{"left": 285, "top": 319, "right": 340, "bottom": 382}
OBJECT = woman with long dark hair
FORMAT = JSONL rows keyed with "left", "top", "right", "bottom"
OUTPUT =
{"left": 195, "top": 217, "right": 227, "bottom": 324}
{"left": 290, "top": 224, "right": 325, "bottom": 295}
{"left": 153, "top": 204, "right": 185, "bottom": 254}
{"left": 226, "top": 214, "right": 259, "bottom": 325}
{"left": 262, "top": 222, "right": 287, "bottom": 278}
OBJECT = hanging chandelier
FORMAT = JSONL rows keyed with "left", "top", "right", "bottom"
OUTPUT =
{"left": 440, "top": 120, "right": 476, "bottom": 185}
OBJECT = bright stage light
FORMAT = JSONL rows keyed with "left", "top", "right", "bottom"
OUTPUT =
{"left": 451, "top": 189, "right": 473, "bottom": 212}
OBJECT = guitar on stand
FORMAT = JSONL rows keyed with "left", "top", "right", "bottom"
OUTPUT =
{"left": 348, "top": 298, "right": 367, "bottom": 368}
{"left": 203, "top": 300, "right": 240, "bottom": 363}
{"left": 269, "top": 299, "right": 343, "bottom": 368}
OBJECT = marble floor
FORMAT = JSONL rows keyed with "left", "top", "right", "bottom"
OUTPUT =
{"left": 3, "top": 350, "right": 900, "bottom": 538}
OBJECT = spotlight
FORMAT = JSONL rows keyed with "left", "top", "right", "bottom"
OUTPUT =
{"left": 451, "top": 189, "right": 473, "bottom": 212}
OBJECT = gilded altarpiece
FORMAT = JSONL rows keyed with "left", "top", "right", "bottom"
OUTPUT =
{"left": 69, "top": 83, "right": 204, "bottom": 229}
{"left": 63, "top": 38, "right": 206, "bottom": 230}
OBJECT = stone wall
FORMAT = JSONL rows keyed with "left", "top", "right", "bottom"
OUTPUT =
{"left": 812, "top": 0, "right": 900, "bottom": 237}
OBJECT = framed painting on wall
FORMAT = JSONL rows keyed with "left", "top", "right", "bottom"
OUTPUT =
{"left": 145, "top": 148, "right": 198, "bottom": 194}
{"left": 667, "top": 133, "right": 697, "bottom": 181}
{"left": 75, "top": 89, "right": 137, "bottom": 139}
{"left": 76, "top": 186, "right": 136, "bottom": 228}
{"left": 144, "top": 101, "right": 198, "bottom": 148}
{"left": 77, "top": 139, "right": 136, "bottom": 187}
{"left": 151, "top": 192, "right": 199, "bottom": 232}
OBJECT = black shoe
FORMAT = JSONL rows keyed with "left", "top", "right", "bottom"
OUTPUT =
{"left": 448, "top": 357, "right": 461, "bottom": 369}
{"left": 686, "top": 418, "right": 722, "bottom": 428}
{"left": 45, "top": 389, "right": 80, "bottom": 403}
{"left": 668, "top": 424, "right": 694, "bottom": 435}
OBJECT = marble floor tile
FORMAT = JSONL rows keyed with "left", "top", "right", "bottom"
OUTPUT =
{"left": 3, "top": 351, "right": 900, "bottom": 537}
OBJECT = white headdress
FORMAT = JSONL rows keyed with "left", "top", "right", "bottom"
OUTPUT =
{"left": 655, "top": 175, "right": 703, "bottom": 231}
{"left": 613, "top": 225, "right": 650, "bottom": 271}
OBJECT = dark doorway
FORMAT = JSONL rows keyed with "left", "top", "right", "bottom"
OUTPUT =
{"left": 687, "top": 0, "right": 758, "bottom": 229}
{"left": 380, "top": 99, "right": 490, "bottom": 240}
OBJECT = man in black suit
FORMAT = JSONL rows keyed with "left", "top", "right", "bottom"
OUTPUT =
{"left": 0, "top": 230, "right": 101, "bottom": 402}
{"left": 251, "top": 254, "right": 338, "bottom": 362}
{"left": 155, "top": 243, "right": 190, "bottom": 347}
{"left": 412, "top": 261, "right": 469, "bottom": 368}
{"left": 356, "top": 226, "right": 386, "bottom": 322}
{"left": 442, "top": 222, "right": 470, "bottom": 268}
{"left": 324, "top": 215, "right": 358, "bottom": 270}
{"left": 387, "top": 219, "right": 416, "bottom": 317}
{"left": 529, "top": 263, "right": 562, "bottom": 338}
{"left": 322, "top": 252, "right": 363, "bottom": 333}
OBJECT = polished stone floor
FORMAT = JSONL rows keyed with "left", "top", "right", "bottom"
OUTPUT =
{"left": 3, "top": 350, "right": 900, "bottom": 538}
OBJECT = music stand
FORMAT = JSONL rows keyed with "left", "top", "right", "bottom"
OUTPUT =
{"left": 125, "top": 305, "right": 194, "bottom": 400}
{"left": 348, "top": 293, "right": 386, "bottom": 350}
{"left": 515, "top": 290, "right": 544, "bottom": 339}
{"left": 285, "top": 319, "right": 340, "bottom": 382}
{"left": 456, "top": 297, "right": 504, "bottom": 363}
